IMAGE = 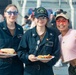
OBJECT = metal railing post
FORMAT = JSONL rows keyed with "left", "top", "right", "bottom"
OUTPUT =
{"left": 21, "top": 0, "right": 27, "bottom": 25}
{"left": 37, "top": 0, "right": 41, "bottom": 8}
{"left": 69, "top": 0, "right": 74, "bottom": 29}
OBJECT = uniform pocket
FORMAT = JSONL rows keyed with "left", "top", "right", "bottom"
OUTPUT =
{"left": 45, "top": 41, "right": 53, "bottom": 47}
{"left": 43, "top": 41, "right": 54, "bottom": 54}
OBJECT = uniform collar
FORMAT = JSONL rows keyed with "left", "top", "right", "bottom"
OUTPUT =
{"left": 41, "top": 28, "right": 54, "bottom": 44}
{"left": 14, "top": 24, "right": 22, "bottom": 36}
{"left": 31, "top": 26, "right": 54, "bottom": 45}
{"left": 2, "top": 20, "right": 8, "bottom": 30}
{"left": 2, "top": 20, "right": 21, "bottom": 31}
{"left": 31, "top": 26, "right": 38, "bottom": 38}
{"left": 31, "top": 26, "right": 54, "bottom": 38}
{"left": 2, "top": 20, "right": 22, "bottom": 37}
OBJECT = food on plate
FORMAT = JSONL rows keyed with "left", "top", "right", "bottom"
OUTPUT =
{"left": 37, "top": 54, "right": 52, "bottom": 59}
{"left": 0, "top": 48, "right": 16, "bottom": 54}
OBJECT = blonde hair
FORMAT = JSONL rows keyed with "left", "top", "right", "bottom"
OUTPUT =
{"left": 4, "top": 4, "right": 18, "bottom": 12}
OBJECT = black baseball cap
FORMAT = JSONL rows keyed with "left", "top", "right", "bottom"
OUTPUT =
{"left": 34, "top": 7, "right": 48, "bottom": 18}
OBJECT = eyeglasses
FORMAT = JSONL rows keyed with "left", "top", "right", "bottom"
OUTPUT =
{"left": 37, "top": 16, "right": 47, "bottom": 19}
{"left": 56, "top": 19, "right": 68, "bottom": 24}
{"left": 6, "top": 11, "right": 18, "bottom": 15}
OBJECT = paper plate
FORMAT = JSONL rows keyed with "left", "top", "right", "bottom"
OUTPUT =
{"left": 0, "top": 53, "right": 17, "bottom": 56}
{"left": 36, "top": 56, "right": 54, "bottom": 61}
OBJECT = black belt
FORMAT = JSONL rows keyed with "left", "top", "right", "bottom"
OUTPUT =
{"left": 0, "top": 58, "right": 18, "bottom": 63}
{"left": 26, "top": 63, "right": 50, "bottom": 71}
{"left": 26, "top": 64, "right": 40, "bottom": 70}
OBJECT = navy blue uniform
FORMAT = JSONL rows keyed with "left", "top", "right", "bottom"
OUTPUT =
{"left": 17, "top": 26, "right": 60, "bottom": 75}
{"left": 0, "top": 20, "right": 24, "bottom": 75}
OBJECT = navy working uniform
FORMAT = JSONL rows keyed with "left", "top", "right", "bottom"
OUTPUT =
{"left": 17, "top": 26, "right": 60, "bottom": 75}
{"left": 0, "top": 20, "right": 24, "bottom": 75}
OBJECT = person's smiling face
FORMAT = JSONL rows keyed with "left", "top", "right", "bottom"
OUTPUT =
{"left": 4, "top": 6, "right": 18, "bottom": 23}
{"left": 35, "top": 16, "right": 48, "bottom": 27}
{"left": 56, "top": 17, "right": 69, "bottom": 32}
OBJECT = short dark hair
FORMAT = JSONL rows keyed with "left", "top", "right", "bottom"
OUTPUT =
{"left": 59, "top": 9, "right": 63, "bottom": 12}
{"left": 56, "top": 9, "right": 63, "bottom": 13}
{"left": 24, "top": 15, "right": 28, "bottom": 19}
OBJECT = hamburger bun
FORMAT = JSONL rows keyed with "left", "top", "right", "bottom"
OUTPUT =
{"left": 1, "top": 48, "right": 15, "bottom": 54}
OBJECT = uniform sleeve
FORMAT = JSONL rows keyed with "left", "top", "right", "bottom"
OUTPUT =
{"left": 47, "top": 34, "right": 60, "bottom": 66}
{"left": 17, "top": 32, "right": 31, "bottom": 64}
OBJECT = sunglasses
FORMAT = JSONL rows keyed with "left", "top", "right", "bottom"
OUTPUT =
{"left": 6, "top": 11, "right": 18, "bottom": 15}
{"left": 56, "top": 19, "right": 68, "bottom": 24}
